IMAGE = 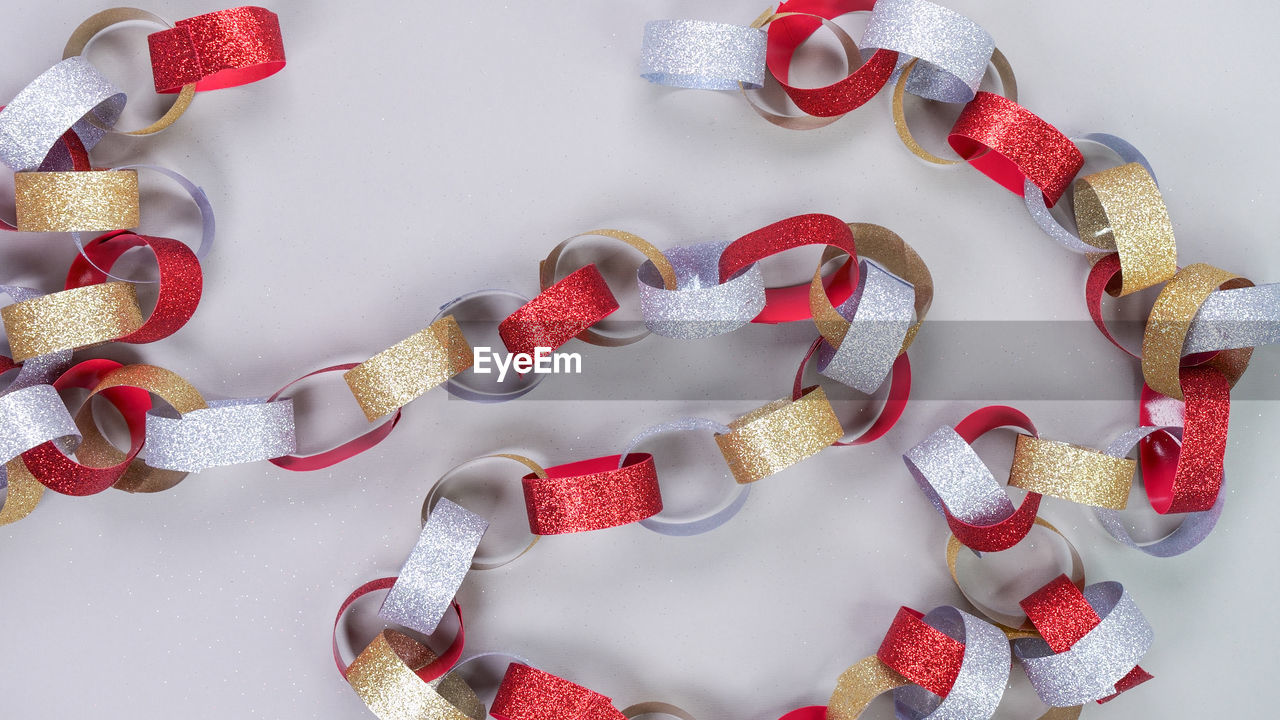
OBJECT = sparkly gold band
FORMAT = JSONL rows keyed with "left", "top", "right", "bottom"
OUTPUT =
{"left": 1073, "top": 163, "right": 1177, "bottom": 296}
{"left": 0, "top": 457, "right": 44, "bottom": 526}
{"left": 346, "top": 631, "right": 483, "bottom": 720}
{"left": 891, "top": 49, "right": 1018, "bottom": 166}
{"left": 1, "top": 282, "right": 144, "bottom": 361}
{"left": 345, "top": 316, "right": 473, "bottom": 421}
{"left": 1142, "top": 263, "right": 1253, "bottom": 400}
{"left": 826, "top": 656, "right": 909, "bottom": 720}
{"left": 14, "top": 170, "right": 140, "bottom": 232}
{"left": 715, "top": 386, "right": 842, "bottom": 484}
{"left": 1008, "top": 434, "right": 1134, "bottom": 509}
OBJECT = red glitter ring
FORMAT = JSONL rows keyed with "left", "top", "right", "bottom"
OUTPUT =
{"left": 521, "top": 453, "right": 663, "bottom": 535}
{"left": 148, "top": 6, "right": 287, "bottom": 93}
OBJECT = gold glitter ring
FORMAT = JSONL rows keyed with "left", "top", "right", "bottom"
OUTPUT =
{"left": 1141, "top": 263, "right": 1254, "bottom": 400}
{"left": 714, "top": 386, "right": 843, "bottom": 484}
{"left": 62, "top": 8, "right": 196, "bottom": 136}
{"left": 738, "top": 10, "right": 861, "bottom": 131}
{"left": 347, "top": 630, "right": 485, "bottom": 720}
{"left": 892, "top": 49, "right": 1018, "bottom": 166}
{"left": 1, "top": 281, "right": 144, "bottom": 362}
{"left": 14, "top": 170, "right": 140, "bottom": 232}
{"left": 0, "top": 457, "right": 45, "bottom": 526}
{"left": 1073, "top": 163, "right": 1177, "bottom": 296}
{"left": 809, "top": 223, "right": 932, "bottom": 354}
{"left": 538, "top": 229, "right": 677, "bottom": 347}
{"left": 946, "top": 517, "right": 1086, "bottom": 633}
{"left": 621, "top": 702, "right": 698, "bottom": 720}
{"left": 826, "top": 655, "right": 910, "bottom": 720}
{"left": 344, "top": 316, "right": 473, "bottom": 421}
{"left": 422, "top": 453, "right": 548, "bottom": 571}
{"left": 1008, "top": 434, "right": 1135, "bottom": 510}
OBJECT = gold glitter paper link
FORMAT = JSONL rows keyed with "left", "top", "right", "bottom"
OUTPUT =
{"left": 1007, "top": 434, "right": 1134, "bottom": 510}
{"left": 714, "top": 386, "right": 842, "bottom": 484}
{"left": 1142, "top": 263, "right": 1254, "bottom": 400}
{"left": 1073, "top": 162, "right": 1177, "bottom": 296}
{"left": 826, "top": 655, "right": 909, "bottom": 720}
{"left": 346, "top": 631, "right": 483, "bottom": 720}
{"left": 0, "top": 457, "right": 44, "bottom": 526}
{"left": 14, "top": 170, "right": 140, "bottom": 232}
{"left": 345, "top": 316, "right": 473, "bottom": 421}
{"left": 1, "top": 282, "right": 143, "bottom": 362}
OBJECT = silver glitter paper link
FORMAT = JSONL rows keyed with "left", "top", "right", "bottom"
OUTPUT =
{"left": 637, "top": 241, "right": 765, "bottom": 339}
{"left": 143, "top": 398, "right": 297, "bottom": 472}
{"left": 1184, "top": 283, "right": 1280, "bottom": 353}
{"left": 903, "top": 426, "right": 1015, "bottom": 525}
{"left": 893, "top": 606, "right": 1009, "bottom": 720}
{"left": 640, "top": 20, "right": 767, "bottom": 90}
{"left": 1094, "top": 426, "right": 1224, "bottom": 557}
{"left": 619, "top": 417, "right": 748, "bottom": 537}
{"left": 861, "top": 0, "right": 994, "bottom": 103}
{"left": 0, "top": 384, "right": 80, "bottom": 463}
{"left": 0, "top": 57, "right": 125, "bottom": 171}
{"left": 817, "top": 260, "right": 914, "bottom": 394}
{"left": 1014, "top": 581, "right": 1153, "bottom": 706}
{"left": 380, "top": 499, "right": 489, "bottom": 636}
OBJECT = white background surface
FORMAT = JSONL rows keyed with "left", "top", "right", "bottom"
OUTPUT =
{"left": 1, "top": 1, "right": 1278, "bottom": 718}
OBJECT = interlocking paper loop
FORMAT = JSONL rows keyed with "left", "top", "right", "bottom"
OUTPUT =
{"left": 381, "top": 499, "right": 488, "bottom": 636}
{"left": 1, "top": 282, "right": 144, "bottom": 362}
{"left": 0, "top": 57, "right": 124, "bottom": 171}
{"left": 143, "top": 398, "right": 295, "bottom": 472}
{"left": 344, "top": 316, "right": 473, "bottom": 420}
{"left": 148, "top": 6, "right": 287, "bottom": 93}
{"left": 640, "top": 20, "right": 766, "bottom": 90}
{"left": 14, "top": 170, "right": 139, "bottom": 232}
{"left": 1073, "top": 162, "right": 1177, "bottom": 296}
{"left": 637, "top": 241, "right": 765, "bottom": 340}
{"left": 522, "top": 453, "right": 663, "bottom": 534}
{"left": 715, "top": 386, "right": 843, "bottom": 484}
{"left": 862, "top": 0, "right": 995, "bottom": 103}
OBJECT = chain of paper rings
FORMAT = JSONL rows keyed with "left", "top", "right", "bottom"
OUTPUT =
{"left": 1, "top": 3, "right": 1275, "bottom": 720}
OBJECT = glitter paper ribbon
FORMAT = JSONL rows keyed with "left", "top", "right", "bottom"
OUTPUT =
{"left": 637, "top": 241, "right": 765, "bottom": 340}
{"left": 861, "top": 0, "right": 994, "bottom": 103}
{"left": 380, "top": 499, "right": 488, "bottom": 636}
{"left": 1185, "top": 283, "right": 1280, "bottom": 353}
{"left": 143, "top": 398, "right": 295, "bottom": 472}
{"left": 65, "top": 231, "right": 203, "bottom": 344}
{"left": 14, "top": 170, "right": 140, "bottom": 232}
{"left": 639, "top": 20, "right": 766, "bottom": 90}
{"left": 344, "top": 316, "right": 473, "bottom": 420}
{"left": 948, "top": 92, "right": 1083, "bottom": 206}
{"left": 522, "top": 453, "right": 663, "bottom": 535}
{"left": 0, "top": 384, "right": 79, "bottom": 468}
{"left": 0, "top": 285, "right": 74, "bottom": 392}
{"left": 432, "top": 290, "right": 545, "bottom": 402}
{"left": 1006, "top": 434, "right": 1135, "bottom": 510}
{"left": 718, "top": 213, "right": 859, "bottom": 323}
{"left": 490, "top": 663, "right": 627, "bottom": 720}
{"left": 793, "top": 342, "right": 911, "bottom": 445}
{"left": 499, "top": 265, "right": 619, "bottom": 356}
{"left": 1073, "top": 162, "right": 1177, "bottom": 296}
{"left": 715, "top": 386, "right": 843, "bottom": 484}
{"left": 62, "top": 8, "right": 197, "bottom": 135}
{"left": 0, "top": 56, "right": 124, "bottom": 171}
{"left": 827, "top": 656, "right": 909, "bottom": 720}
{"left": 891, "top": 51, "right": 1016, "bottom": 166}
{"left": 1, "top": 281, "right": 144, "bottom": 362}
{"left": 0, "top": 457, "right": 46, "bottom": 526}
{"left": 812, "top": 260, "right": 914, "bottom": 393}
{"left": 268, "top": 364, "right": 402, "bottom": 471}
{"left": 619, "top": 418, "right": 749, "bottom": 536}
{"left": 423, "top": 454, "right": 547, "bottom": 570}
{"left": 1015, "top": 579, "right": 1154, "bottom": 706}
{"left": 347, "top": 631, "right": 484, "bottom": 720}
{"left": 148, "top": 6, "right": 287, "bottom": 93}
{"left": 888, "top": 607, "right": 1010, "bottom": 719}
{"left": 538, "top": 229, "right": 676, "bottom": 347}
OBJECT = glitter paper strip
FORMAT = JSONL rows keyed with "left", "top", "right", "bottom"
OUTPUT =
{"left": 1, "top": 282, "right": 143, "bottom": 362}
{"left": 148, "top": 6, "right": 287, "bottom": 93}
{"left": 714, "top": 386, "right": 843, "bottom": 484}
{"left": 423, "top": 454, "right": 545, "bottom": 569}
{"left": 892, "top": 50, "right": 1017, "bottom": 166}
{"left": 891, "top": 606, "right": 1010, "bottom": 720}
{"left": 0, "top": 384, "right": 79, "bottom": 464}
{"left": 144, "top": 398, "right": 296, "bottom": 472}
{"left": 268, "top": 364, "right": 402, "bottom": 471}
{"left": 331, "top": 577, "right": 466, "bottom": 681}
{"left": 14, "top": 170, "right": 139, "bottom": 232}
{"left": 0, "top": 457, "right": 45, "bottom": 526}
{"left": 794, "top": 341, "right": 911, "bottom": 446}
{"left": 1185, "top": 283, "right": 1280, "bottom": 353}
{"left": 344, "top": 316, "right": 473, "bottom": 421}
{"left": 521, "top": 453, "right": 663, "bottom": 535}
{"left": 1073, "top": 163, "right": 1177, "bottom": 296}
{"left": 380, "top": 499, "right": 488, "bottom": 636}
{"left": 862, "top": 0, "right": 995, "bottom": 103}
{"left": 815, "top": 260, "right": 915, "bottom": 393}
{"left": 499, "top": 264, "right": 619, "bottom": 356}
{"left": 490, "top": 663, "right": 626, "bottom": 720}
{"left": 1007, "top": 435, "right": 1135, "bottom": 510}
{"left": 0, "top": 57, "right": 124, "bottom": 171}
{"left": 639, "top": 20, "right": 766, "bottom": 90}
{"left": 0, "top": 286, "right": 74, "bottom": 393}
{"left": 346, "top": 631, "right": 481, "bottom": 720}
{"left": 637, "top": 241, "right": 765, "bottom": 340}
{"left": 877, "top": 608, "right": 966, "bottom": 696}
{"left": 827, "top": 656, "right": 910, "bottom": 720}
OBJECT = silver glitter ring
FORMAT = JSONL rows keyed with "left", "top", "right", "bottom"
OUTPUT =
{"left": 422, "top": 455, "right": 542, "bottom": 571}
{"left": 892, "top": 606, "right": 1010, "bottom": 720}
{"left": 640, "top": 20, "right": 767, "bottom": 91}
{"left": 903, "top": 426, "right": 1016, "bottom": 526}
{"left": 143, "top": 398, "right": 297, "bottom": 472}
{"left": 862, "top": 0, "right": 994, "bottom": 103}
{"left": 817, "top": 260, "right": 914, "bottom": 394}
{"left": 0, "top": 383, "right": 80, "bottom": 463}
{"left": 1184, "top": 283, "right": 1280, "bottom": 353}
{"left": 430, "top": 289, "right": 545, "bottom": 403}
{"left": 0, "top": 57, "right": 125, "bottom": 171}
{"left": 381, "top": 498, "right": 489, "bottom": 636}
{"left": 637, "top": 240, "right": 765, "bottom": 339}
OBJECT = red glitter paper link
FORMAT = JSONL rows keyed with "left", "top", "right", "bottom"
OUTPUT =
{"left": 1144, "top": 367, "right": 1230, "bottom": 514}
{"left": 948, "top": 92, "right": 1083, "bottom": 206}
{"left": 1021, "top": 575, "right": 1153, "bottom": 703}
{"left": 267, "top": 364, "right": 403, "bottom": 471}
{"left": 521, "top": 454, "right": 663, "bottom": 535}
{"left": 148, "top": 6, "right": 287, "bottom": 93}
{"left": 718, "top": 213, "right": 859, "bottom": 324}
{"left": 498, "top": 264, "right": 619, "bottom": 357}
{"left": 65, "top": 231, "right": 203, "bottom": 344}
{"left": 490, "top": 663, "right": 626, "bottom": 720}
{"left": 766, "top": 0, "right": 898, "bottom": 117}
{"left": 876, "top": 607, "right": 966, "bottom": 697}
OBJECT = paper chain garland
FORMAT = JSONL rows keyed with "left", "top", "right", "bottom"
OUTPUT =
{"left": 1, "top": 3, "right": 1276, "bottom": 720}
